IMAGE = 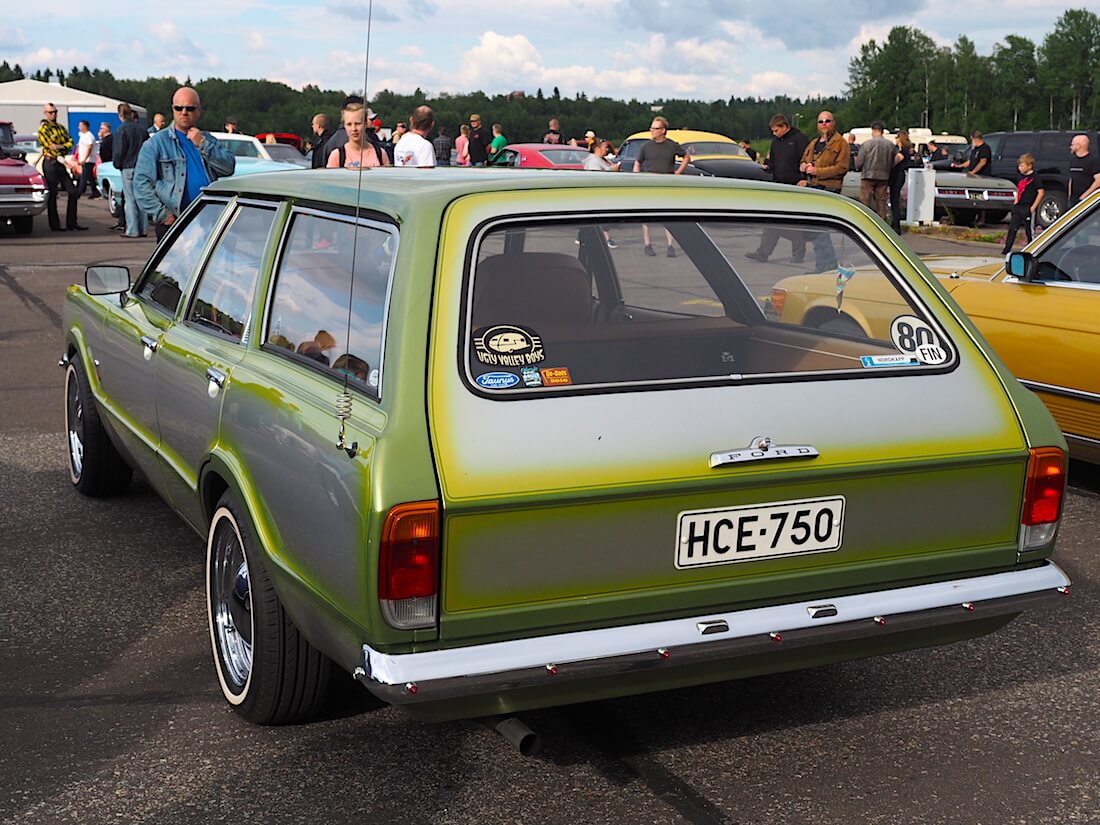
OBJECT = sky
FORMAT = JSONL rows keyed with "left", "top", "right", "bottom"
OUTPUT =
{"left": 1, "top": 1, "right": 1096, "bottom": 103}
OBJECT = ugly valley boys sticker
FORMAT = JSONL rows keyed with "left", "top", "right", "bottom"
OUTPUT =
{"left": 473, "top": 325, "right": 546, "bottom": 367}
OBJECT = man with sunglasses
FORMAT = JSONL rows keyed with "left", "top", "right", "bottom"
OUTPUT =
{"left": 37, "top": 103, "right": 85, "bottom": 231}
{"left": 134, "top": 87, "right": 235, "bottom": 241}
{"left": 797, "top": 111, "right": 848, "bottom": 269}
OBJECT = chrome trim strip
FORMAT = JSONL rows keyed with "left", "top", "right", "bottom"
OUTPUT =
{"left": 1001, "top": 277, "right": 1100, "bottom": 293}
{"left": 361, "top": 562, "right": 1069, "bottom": 691}
{"left": 1019, "top": 379, "right": 1100, "bottom": 404}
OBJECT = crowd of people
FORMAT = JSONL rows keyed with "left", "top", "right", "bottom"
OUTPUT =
{"left": 34, "top": 87, "right": 1100, "bottom": 249}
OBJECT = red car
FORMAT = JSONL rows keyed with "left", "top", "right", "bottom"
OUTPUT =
{"left": 0, "top": 121, "right": 47, "bottom": 235}
{"left": 488, "top": 143, "right": 594, "bottom": 169}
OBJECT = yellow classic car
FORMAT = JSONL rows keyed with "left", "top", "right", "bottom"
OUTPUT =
{"left": 768, "top": 191, "right": 1100, "bottom": 463}
{"left": 617, "top": 129, "right": 769, "bottom": 181}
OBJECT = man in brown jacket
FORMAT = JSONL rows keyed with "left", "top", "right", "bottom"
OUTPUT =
{"left": 798, "top": 111, "right": 850, "bottom": 191}
{"left": 797, "top": 110, "right": 848, "bottom": 269}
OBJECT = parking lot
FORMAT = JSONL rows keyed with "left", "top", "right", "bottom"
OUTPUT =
{"left": 2, "top": 200, "right": 1098, "bottom": 825}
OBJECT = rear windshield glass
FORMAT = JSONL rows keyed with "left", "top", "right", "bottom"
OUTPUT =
{"left": 464, "top": 217, "right": 955, "bottom": 394}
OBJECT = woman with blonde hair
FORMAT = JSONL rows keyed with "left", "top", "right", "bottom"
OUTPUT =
{"left": 327, "top": 103, "right": 386, "bottom": 169}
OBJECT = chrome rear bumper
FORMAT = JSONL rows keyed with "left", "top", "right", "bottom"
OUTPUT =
{"left": 357, "top": 562, "right": 1070, "bottom": 704}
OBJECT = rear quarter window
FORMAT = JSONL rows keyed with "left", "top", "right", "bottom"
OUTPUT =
{"left": 464, "top": 217, "right": 956, "bottom": 394}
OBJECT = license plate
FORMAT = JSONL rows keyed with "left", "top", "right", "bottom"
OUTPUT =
{"left": 676, "top": 496, "right": 845, "bottom": 569}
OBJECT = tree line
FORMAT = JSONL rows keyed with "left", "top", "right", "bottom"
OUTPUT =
{"left": 1, "top": 9, "right": 1094, "bottom": 143}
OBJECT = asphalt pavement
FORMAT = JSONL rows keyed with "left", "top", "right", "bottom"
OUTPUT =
{"left": 1, "top": 200, "right": 1097, "bottom": 825}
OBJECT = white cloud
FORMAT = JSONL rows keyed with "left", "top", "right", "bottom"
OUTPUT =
{"left": 145, "top": 21, "right": 223, "bottom": 72}
{"left": 459, "top": 32, "right": 543, "bottom": 89}
{"left": 247, "top": 32, "right": 266, "bottom": 52}
{"left": 0, "top": 25, "right": 29, "bottom": 49}
{"left": 398, "top": 45, "right": 423, "bottom": 58}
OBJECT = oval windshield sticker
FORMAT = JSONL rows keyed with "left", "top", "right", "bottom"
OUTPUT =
{"left": 473, "top": 325, "right": 545, "bottom": 367}
{"left": 475, "top": 371, "right": 521, "bottom": 390}
{"left": 889, "top": 315, "right": 949, "bottom": 365}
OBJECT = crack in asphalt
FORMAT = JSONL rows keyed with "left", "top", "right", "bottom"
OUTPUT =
{"left": 0, "top": 264, "right": 62, "bottom": 329}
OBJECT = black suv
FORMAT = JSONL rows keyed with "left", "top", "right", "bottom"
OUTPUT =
{"left": 979, "top": 131, "right": 1100, "bottom": 225}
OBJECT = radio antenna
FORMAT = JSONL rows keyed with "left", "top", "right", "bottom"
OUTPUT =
{"left": 336, "top": 0, "right": 375, "bottom": 459}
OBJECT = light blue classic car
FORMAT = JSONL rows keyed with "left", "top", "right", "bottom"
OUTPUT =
{"left": 98, "top": 156, "right": 297, "bottom": 219}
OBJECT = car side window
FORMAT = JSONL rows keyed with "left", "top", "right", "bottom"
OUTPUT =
{"left": 136, "top": 201, "right": 227, "bottom": 314}
{"left": 186, "top": 205, "right": 277, "bottom": 341}
{"left": 1035, "top": 207, "right": 1100, "bottom": 284}
{"left": 226, "top": 139, "right": 260, "bottom": 158}
{"left": 998, "top": 134, "right": 1030, "bottom": 162}
{"left": 265, "top": 213, "right": 396, "bottom": 397}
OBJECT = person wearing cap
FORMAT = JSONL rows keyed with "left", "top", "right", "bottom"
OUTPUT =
{"left": 224, "top": 116, "right": 239, "bottom": 134}
{"left": 467, "top": 114, "right": 491, "bottom": 166}
{"left": 583, "top": 130, "right": 597, "bottom": 151}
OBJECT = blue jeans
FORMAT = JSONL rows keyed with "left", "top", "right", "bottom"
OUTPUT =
{"left": 121, "top": 168, "right": 147, "bottom": 237}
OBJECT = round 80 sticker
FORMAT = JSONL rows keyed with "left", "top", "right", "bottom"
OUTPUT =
{"left": 889, "top": 315, "right": 949, "bottom": 365}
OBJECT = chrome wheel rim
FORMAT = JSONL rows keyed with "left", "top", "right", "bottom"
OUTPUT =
{"left": 1039, "top": 200, "right": 1062, "bottom": 227}
{"left": 65, "top": 368, "right": 84, "bottom": 481}
{"left": 212, "top": 519, "right": 253, "bottom": 691}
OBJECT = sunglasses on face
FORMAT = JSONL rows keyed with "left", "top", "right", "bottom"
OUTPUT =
{"left": 818, "top": 118, "right": 833, "bottom": 124}
{"left": 45, "top": 110, "right": 58, "bottom": 114}
{"left": 173, "top": 105, "right": 198, "bottom": 113}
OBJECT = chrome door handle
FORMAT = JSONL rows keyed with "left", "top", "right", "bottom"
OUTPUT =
{"left": 205, "top": 367, "right": 227, "bottom": 388}
{"left": 140, "top": 335, "right": 158, "bottom": 351}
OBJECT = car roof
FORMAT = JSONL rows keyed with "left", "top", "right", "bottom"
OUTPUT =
{"left": 622, "top": 129, "right": 737, "bottom": 143}
{"left": 205, "top": 166, "right": 851, "bottom": 220}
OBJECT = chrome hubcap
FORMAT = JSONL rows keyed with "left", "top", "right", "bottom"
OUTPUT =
{"left": 65, "top": 370, "right": 84, "bottom": 479}
{"left": 213, "top": 522, "right": 252, "bottom": 690}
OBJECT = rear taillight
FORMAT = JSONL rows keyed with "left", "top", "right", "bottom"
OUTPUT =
{"left": 379, "top": 501, "right": 440, "bottom": 629}
{"left": 768, "top": 288, "right": 787, "bottom": 320}
{"left": 1021, "top": 447, "right": 1065, "bottom": 550}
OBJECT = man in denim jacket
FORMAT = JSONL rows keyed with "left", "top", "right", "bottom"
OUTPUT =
{"left": 134, "top": 87, "right": 235, "bottom": 240}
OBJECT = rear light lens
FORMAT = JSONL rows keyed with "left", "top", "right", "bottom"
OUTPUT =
{"left": 379, "top": 501, "right": 440, "bottom": 629}
{"left": 1021, "top": 447, "right": 1065, "bottom": 550}
{"left": 768, "top": 288, "right": 787, "bottom": 320}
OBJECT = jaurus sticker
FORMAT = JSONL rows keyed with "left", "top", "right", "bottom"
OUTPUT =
{"left": 889, "top": 315, "right": 949, "bottom": 366}
{"left": 473, "top": 325, "right": 545, "bottom": 367}
{"left": 539, "top": 367, "right": 573, "bottom": 386}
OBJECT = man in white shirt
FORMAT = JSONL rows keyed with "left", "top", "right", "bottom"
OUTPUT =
{"left": 76, "top": 120, "right": 100, "bottom": 198}
{"left": 393, "top": 106, "right": 437, "bottom": 167}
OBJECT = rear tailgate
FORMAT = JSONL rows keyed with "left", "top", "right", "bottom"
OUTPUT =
{"left": 428, "top": 194, "right": 1029, "bottom": 644}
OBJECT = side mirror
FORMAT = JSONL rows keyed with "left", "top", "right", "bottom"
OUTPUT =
{"left": 1006, "top": 251, "right": 1038, "bottom": 281}
{"left": 85, "top": 265, "right": 131, "bottom": 296}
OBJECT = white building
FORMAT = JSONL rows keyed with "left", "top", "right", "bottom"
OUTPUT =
{"left": 0, "top": 78, "right": 147, "bottom": 137}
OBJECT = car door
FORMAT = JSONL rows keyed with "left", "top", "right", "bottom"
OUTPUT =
{"left": 154, "top": 200, "right": 280, "bottom": 530}
{"left": 94, "top": 199, "right": 230, "bottom": 487}
{"left": 949, "top": 207, "right": 1100, "bottom": 455}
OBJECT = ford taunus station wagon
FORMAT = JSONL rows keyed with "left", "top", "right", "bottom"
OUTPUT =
{"left": 62, "top": 169, "right": 1072, "bottom": 725}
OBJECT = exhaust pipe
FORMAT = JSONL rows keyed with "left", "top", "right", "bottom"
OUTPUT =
{"left": 484, "top": 716, "right": 541, "bottom": 756}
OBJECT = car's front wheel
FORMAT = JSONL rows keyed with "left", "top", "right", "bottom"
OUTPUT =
{"left": 206, "top": 491, "right": 332, "bottom": 724}
{"left": 64, "top": 358, "right": 132, "bottom": 496}
{"left": 103, "top": 184, "right": 120, "bottom": 218}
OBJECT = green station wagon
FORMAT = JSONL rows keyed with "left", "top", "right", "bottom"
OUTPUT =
{"left": 62, "top": 169, "right": 1072, "bottom": 727}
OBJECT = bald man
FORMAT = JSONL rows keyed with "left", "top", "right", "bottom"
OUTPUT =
{"left": 134, "top": 86, "right": 236, "bottom": 240}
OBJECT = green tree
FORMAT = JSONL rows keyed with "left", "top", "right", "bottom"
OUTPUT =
{"left": 1038, "top": 9, "right": 1100, "bottom": 129}
{"left": 992, "top": 35, "right": 1038, "bottom": 131}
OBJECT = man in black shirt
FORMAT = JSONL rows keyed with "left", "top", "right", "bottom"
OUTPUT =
{"left": 1069, "top": 134, "right": 1100, "bottom": 203}
{"left": 433, "top": 126, "right": 453, "bottom": 166}
{"left": 954, "top": 131, "right": 992, "bottom": 176}
{"left": 467, "top": 114, "right": 490, "bottom": 166}
{"left": 310, "top": 114, "right": 334, "bottom": 169}
{"left": 747, "top": 113, "right": 810, "bottom": 262}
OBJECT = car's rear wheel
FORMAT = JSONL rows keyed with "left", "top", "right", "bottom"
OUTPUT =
{"left": 815, "top": 314, "right": 866, "bottom": 338}
{"left": 1037, "top": 190, "right": 1067, "bottom": 227}
{"left": 64, "top": 358, "right": 133, "bottom": 496}
{"left": 103, "top": 183, "right": 120, "bottom": 218}
{"left": 207, "top": 491, "right": 333, "bottom": 724}
{"left": 12, "top": 216, "right": 33, "bottom": 235}
{"left": 983, "top": 210, "right": 1008, "bottom": 224}
{"left": 949, "top": 209, "right": 978, "bottom": 227}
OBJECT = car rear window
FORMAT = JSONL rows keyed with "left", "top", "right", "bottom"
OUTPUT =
{"left": 464, "top": 217, "right": 955, "bottom": 394}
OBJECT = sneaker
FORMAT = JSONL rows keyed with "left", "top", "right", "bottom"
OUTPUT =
{"left": 745, "top": 250, "right": 768, "bottom": 262}
{"left": 666, "top": 246, "right": 677, "bottom": 258}
{"left": 644, "top": 244, "right": 656, "bottom": 257}
{"left": 606, "top": 238, "right": 618, "bottom": 249}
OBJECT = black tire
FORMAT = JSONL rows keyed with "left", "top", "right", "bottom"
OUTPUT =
{"left": 206, "top": 491, "right": 332, "bottom": 724}
{"left": 64, "top": 358, "right": 132, "bottom": 496}
{"left": 1036, "top": 190, "right": 1067, "bottom": 227}
{"left": 12, "top": 216, "right": 33, "bottom": 235}
{"left": 983, "top": 210, "right": 1008, "bottom": 224}
{"left": 950, "top": 209, "right": 978, "bottom": 227}
{"left": 815, "top": 314, "right": 867, "bottom": 338}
